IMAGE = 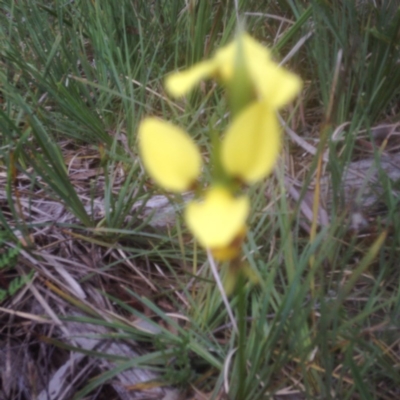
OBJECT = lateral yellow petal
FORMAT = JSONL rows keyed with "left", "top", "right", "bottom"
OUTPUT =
{"left": 221, "top": 102, "right": 281, "bottom": 183}
{"left": 185, "top": 187, "right": 249, "bottom": 248}
{"left": 138, "top": 118, "right": 201, "bottom": 192}
{"left": 254, "top": 62, "right": 302, "bottom": 108}
{"left": 165, "top": 60, "right": 218, "bottom": 97}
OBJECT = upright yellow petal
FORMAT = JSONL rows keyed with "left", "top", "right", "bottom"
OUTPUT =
{"left": 221, "top": 102, "right": 281, "bottom": 183}
{"left": 214, "top": 33, "right": 271, "bottom": 83}
{"left": 165, "top": 60, "right": 218, "bottom": 98}
{"left": 185, "top": 187, "right": 249, "bottom": 248}
{"left": 139, "top": 118, "right": 201, "bottom": 192}
{"left": 165, "top": 33, "right": 301, "bottom": 107}
{"left": 165, "top": 34, "right": 273, "bottom": 99}
{"left": 216, "top": 34, "right": 301, "bottom": 107}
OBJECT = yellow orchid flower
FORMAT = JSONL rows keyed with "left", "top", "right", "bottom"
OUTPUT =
{"left": 165, "top": 33, "right": 301, "bottom": 108}
{"left": 138, "top": 118, "right": 202, "bottom": 192}
{"left": 221, "top": 101, "right": 281, "bottom": 184}
{"left": 185, "top": 187, "right": 249, "bottom": 260}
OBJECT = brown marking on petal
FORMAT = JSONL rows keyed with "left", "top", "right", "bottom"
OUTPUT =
{"left": 188, "top": 180, "right": 199, "bottom": 192}
{"left": 211, "top": 226, "right": 247, "bottom": 261}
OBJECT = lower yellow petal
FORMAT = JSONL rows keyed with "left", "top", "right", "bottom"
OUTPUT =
{"left": 139, "top": 118, "right": 201, "bottom": 192}
{"left": 221, "top": 102, "right": 281, "bottom": 183}
{"left": 165, "top": 60, "right": 218, "bottom": 98}
{"left": 185, "top": 187, "right": 249, "bottom": 248}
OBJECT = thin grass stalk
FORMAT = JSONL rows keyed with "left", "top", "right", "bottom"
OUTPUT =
{"left": 235, "top": 272, "right": 247, "bottom": 399}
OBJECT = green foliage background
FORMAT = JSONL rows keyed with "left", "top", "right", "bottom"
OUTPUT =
{"left": 0, "top": 0, "right": 399, "bottom": 399}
